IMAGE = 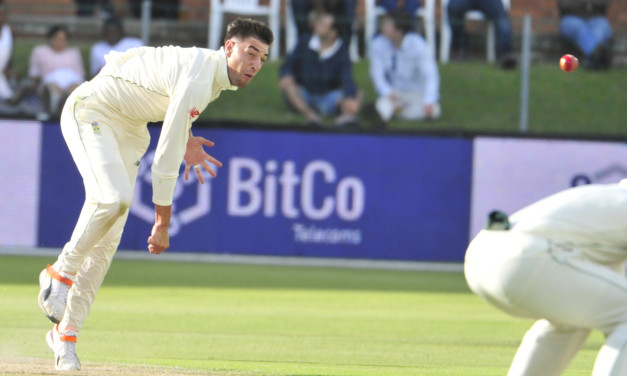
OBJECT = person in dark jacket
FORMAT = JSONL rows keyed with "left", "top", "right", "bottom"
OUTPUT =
{"left": 447, "top": 0, "right": 517, "bottom": 69}
{"left": 558, "top": 0, "right": 613, "bottom": 69}
{"left": 279, "top": 12, "right": 361, "bottom": 126}
{"left": 376, "top": 0, "right": 422, "bottom": 31}
{"left": 377, "top": 0, "right": 421, "bottom": 14}
{"left": 290, "top": 0, "right": 356, "bottom": 49}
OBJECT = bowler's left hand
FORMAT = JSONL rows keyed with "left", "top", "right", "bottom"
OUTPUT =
{"left": 184, "top": 136, "right": 223, "bottom": 184}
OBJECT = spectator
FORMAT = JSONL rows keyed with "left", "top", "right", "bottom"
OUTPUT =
{"left": 279, "top": 12, "right": 361, "bottom": 127}
{"left": 377, "top": 0, "right": 421, "bottom": 14}
{"left": 447, "top": 0, "right": 517, "bottom": 69}
{"left": 90, "top": 16, "right": 143, "bottom": 77}
{"left": 0, "top": 3, "right": 14, "bottom": 101}
{"left": 9, "top": 25, "right": 85, "bottom": 119}
{"left": 558, "top": 0, "right": 613, "bottom": 70}
{"left": 130, "top": 0, "right": 179, "bottom": 20}
{"left": 376, "top": 0, "right": 421, "bottom": 30}
{"left": 31, "top": 26, "right": 85, "bottom": 118}
{"left": 290, "top": 0, "right": 356, "bottom": 48}
{"left": 369, "top": 11, "right": 440, "bottom": 125}
{"left": 75, "top": 0, "right": 113, "bottom": 18}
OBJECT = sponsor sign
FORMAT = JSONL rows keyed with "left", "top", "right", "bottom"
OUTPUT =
{"left": 0, "top": 120, "right": 42, "bottom": 247}
{"left": 37, "top": 125, "right": 472, "bottom": 261}
{"left": 471, "top": 137, "right": 627, "bottom": 237}
{"left": 27, "top": 127, "right": 627, "bottom": 261}
{"left": 122, "top": 128, "right": 473, "bottom": 261}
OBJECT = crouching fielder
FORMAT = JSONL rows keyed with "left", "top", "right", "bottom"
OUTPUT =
{"left": 465, "top": 181, "right": 627, "bottom": 376}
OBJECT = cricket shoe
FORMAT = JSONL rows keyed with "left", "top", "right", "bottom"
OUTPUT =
{"left": 46, "top": 324, "right": 81, "bottom": 371}
{"left": 38, "top": 265, "right": 75, "bottom": 323}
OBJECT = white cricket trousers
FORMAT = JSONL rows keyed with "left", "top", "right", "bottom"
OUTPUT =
{"left": 375, "top": 91, "right": 441, "bottom": 121}
{"left": 53, "top": 82, "right": 150, "bottom": 331}
{"left": 465, "top": 229, "right": 627, "bottom": 376}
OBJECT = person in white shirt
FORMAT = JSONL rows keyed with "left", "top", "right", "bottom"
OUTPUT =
{"left": 0, "top": 4, "right": 14, "bottom": 100}
{"left": 89, "top": 16, "right": 143, "bottom": 77}
{"left": 37, "top": 18, "right": 273, "bottom": 371}
{"left": 465, "top": 181, "right": 627, "bottom": 376}
{"left": 369, "top": 11, "right": 440, "bottom": 124}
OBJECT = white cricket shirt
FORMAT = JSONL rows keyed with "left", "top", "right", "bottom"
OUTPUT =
{"left": 509, "top": 182, "right": 627, "bottom": 265}
{"left": 93, "top": 45, "right": 238, "bottom": 206}
{"left": 369, "top": 32, "right": 439, "bottom": 104}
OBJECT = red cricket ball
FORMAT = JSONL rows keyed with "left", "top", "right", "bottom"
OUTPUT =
{"left": 560, "top": 54, "right": 579, "bottom": 72}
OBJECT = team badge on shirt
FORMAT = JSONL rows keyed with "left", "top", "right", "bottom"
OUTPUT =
{"left": 188, "top": 107, "right": 200, "bottom": 119}
{"left": 91, "top": 121, "right": 101, "bottom": 135}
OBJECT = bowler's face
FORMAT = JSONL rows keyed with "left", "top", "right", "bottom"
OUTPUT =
{"left": 225, "top": 37, "right": 269, "bottom": 88}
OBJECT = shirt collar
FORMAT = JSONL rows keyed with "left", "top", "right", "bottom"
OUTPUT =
{"left": 216, "top": 47, "right": 238, "bottom": 91}
{"left": 308, "top": 35, "right": 343, "bottom": 60}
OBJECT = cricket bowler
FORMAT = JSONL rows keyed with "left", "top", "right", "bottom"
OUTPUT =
{"left": 37, "top": 18, "right": 273, "bottom": 370}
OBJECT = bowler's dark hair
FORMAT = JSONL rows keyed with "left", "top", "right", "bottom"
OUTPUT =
{"left": 224, "top": 18, "right": 274, "bottom": 46}
{"left": 47, "top": 25, "right": 69, "bottom": 39}
{"left": 383, "top": 11, "right": 414, "bottom": 34}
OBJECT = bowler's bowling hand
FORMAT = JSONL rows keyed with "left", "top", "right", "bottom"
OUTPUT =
{"left": 147, "top": 224, "right": 169, "bottom": 254}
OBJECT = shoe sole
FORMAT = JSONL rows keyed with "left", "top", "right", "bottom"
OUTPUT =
{"left": 38, "top": 269, "right": 61, "bottom": 324}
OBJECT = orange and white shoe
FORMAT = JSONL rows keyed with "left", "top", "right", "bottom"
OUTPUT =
{"left": 46, "top": 324, "right": 81, "bottom": 371}
{"left": 38, "top": 265, "right": 75, "bottom": 323}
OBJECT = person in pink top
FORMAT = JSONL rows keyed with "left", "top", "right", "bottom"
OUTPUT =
{"left": 30, "top": 25, "right": 85, "bottom": 117}
{"left": 9, "top": 25, "right": 85, "bottom": 119}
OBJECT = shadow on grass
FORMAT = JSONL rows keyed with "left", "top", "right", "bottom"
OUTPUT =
{"left": 0, "top": 255, "right": 471, "bottom": 293}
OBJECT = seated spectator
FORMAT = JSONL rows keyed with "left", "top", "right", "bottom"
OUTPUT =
{"left": 75, "top": 0, "right": 113, "bottom": 18}
{"left": 369, "top": 11, "right": 440, "bottom": 125}
{"left": 291, "top": 0, "right": 356, "bottom": 49}
{"left": 558, "top": 0, "right": 613, "bottom": 70}
{"left": 8, "top": 25, "right": 85, "bottom": 119}
{"left": 129, "top": 0, "right": 179, "bottom": 20}
{"left": 279, "top": 12, "right": 361, "bottom": 127}
{"left": 377, "top": 0, "right": 421, "bottom": 29}
{"left": 447, "top": 0, "right": 517, "bottom": 69}
{"left": 90, "top": 16, "right": 143, "bottom": 77}
{"left": 377, "top": 0, "right": 420, "bottom": 14}
{"left": 0, "top": 3, "right": 14, "bottom": 101}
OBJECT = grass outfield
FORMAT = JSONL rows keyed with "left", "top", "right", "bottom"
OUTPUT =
{"left": 203, "top": 59, "right": 627, "bottom": 137}
{"left": 0, "top": 255, "right": 605, "bottom": 375}
{"left": 10, "top": 38, "right": 627, "bottom": 136}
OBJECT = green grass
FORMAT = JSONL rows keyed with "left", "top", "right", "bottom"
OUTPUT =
{"left": 11, "top": 39, "right": 627, "bottom": 136}
{"left": 0, "top": 255, "right": 605, "bottom": 375}
{"left": 207, "top": 59, "right": 626, "bottom": 137}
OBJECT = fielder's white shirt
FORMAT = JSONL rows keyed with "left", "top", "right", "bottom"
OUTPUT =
{"left": 509, "top": 182, "right": 627, "bottom": 265}
{"left": 369, "top": 32, "right": 439, "bottom": 104}
{"left": 93, "top": 45, "right": 238, "bottom": 206}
